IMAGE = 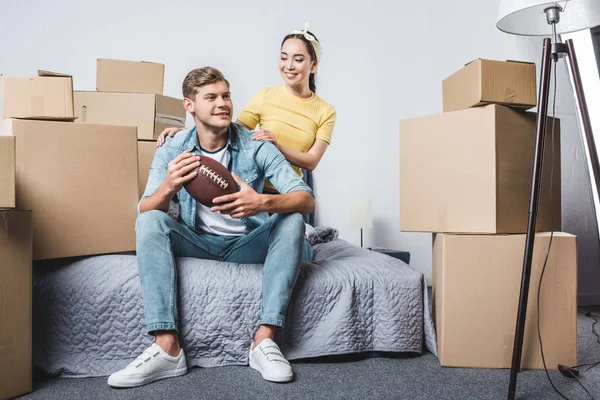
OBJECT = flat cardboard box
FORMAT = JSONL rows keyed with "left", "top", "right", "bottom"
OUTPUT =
{"left": 138, "top": 141, "right": 158, "bottom": 198}
{"left": 1, "top": 71, "right": 75, "bottom": 120}
{"left": 0, "top": 119, "right": 139, "bottom": 260}
{"left": 97, "top": 58, "right": 165, "bottom": 95}
{"left": 432, "top": 232, "right": 577, "bottom": 369}
{"left": 0, "top": 136, "right": 15, "bottom": 208}
{"left": 442, "top": 59, "right": 537, "bottom": 112}
{"left": 74, "top": 91, "right": 186, "bottom": 140}
{"left": 400, "top": 104, "right": 561, "bottom": 234}
{"left": 0, "top": 210, "right": 32, "bottom": 399}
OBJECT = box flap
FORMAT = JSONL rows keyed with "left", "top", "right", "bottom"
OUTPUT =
{"left": 464, "top": 58, "right": 482, "bottom": 67}
{"left": 155, "top": 114, "right": 185, "bottom": 127}
{"left": 97, "top": 58, "right": 164, "bottom": 67}
{"left": 38, "top": 70, "right": 72, "bottom": 78}
{"left": 141, "top": 60, "right": 165, "bottom": 66}
{"left": 155, "top": 94, "right": 186, "bottom": 127}
{"left": 505, "top": 59, "right": 535, "bottom": 65}
{"left": 14, "top": 116, "right": 77, "bottom": 122}
{"left": 464, "top": 59, "right": 535, "bottom": 67}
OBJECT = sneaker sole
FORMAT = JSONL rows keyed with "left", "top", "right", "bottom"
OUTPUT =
{"left": 108, "top": 367, "right": 188, "bottom": 388}
{"left": 249, "top": 358, "right": 293, "bottom": 383}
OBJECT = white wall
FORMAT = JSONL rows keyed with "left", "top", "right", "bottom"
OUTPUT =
{"left": 0, "top": 0, "right": 557, "bottom": 282}
{"left": 561, "top": 30, "right": 600, "bottom": 306}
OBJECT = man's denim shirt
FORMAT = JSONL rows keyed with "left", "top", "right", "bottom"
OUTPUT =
{"left": 139, "top": 123, "right": 314, "bottom": 231}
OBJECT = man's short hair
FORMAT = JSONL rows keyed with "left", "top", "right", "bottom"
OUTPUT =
{"left": 182, "top": 67, "right": 230, "bottom": 99}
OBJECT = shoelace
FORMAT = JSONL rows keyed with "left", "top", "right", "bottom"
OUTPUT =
{"left": 128, "top": 346, "right": 161, "bottom": 369}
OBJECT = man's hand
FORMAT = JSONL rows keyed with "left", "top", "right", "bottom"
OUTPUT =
{"left": 165, "top": 151, "right": 200, "bottom": 194}
{"left": 211, "top": 173, "right": 265, "bottom": 218}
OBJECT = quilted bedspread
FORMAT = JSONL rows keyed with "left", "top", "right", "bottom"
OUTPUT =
{"left": 32, "top": 239, "right": 437, "bottom": 377}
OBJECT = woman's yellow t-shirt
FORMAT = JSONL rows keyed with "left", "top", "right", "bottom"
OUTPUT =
{"left": 236, "top": 85, "right": 336, "bottom": 189}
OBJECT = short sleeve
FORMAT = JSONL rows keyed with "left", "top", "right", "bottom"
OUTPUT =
{"left": 315, "top": 107, "right": 336, "bottom": 145}
{"left": 236, "top": 88, "right": 265, "bottom": 129}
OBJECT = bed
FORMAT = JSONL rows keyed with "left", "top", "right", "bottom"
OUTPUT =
{"left": 32, "top": 240, "right": 436, "bottom": 377}
{"left": 31, "top": 171, "right": 437, "bottom": 377}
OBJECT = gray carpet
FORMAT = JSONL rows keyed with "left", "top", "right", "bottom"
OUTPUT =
{"left": 19, "top": 313, "right": 600, "bottom": 400}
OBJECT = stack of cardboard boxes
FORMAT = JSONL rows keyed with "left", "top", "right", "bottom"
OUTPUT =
{"left": 74, "top": 58, "right": 187, "bottom": 197}
{"left": 0, "top": 69, "right": 140, "bottom": 261}
{"left": 0, "top": 58, "right": 183, "bottom": 399}
{"left": 400, "top": 59, "right": 577, "bottom": 369}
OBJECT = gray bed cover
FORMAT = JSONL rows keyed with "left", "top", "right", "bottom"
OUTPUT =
{"left": 33, "top": 239, "right": 437, "bottom": 377}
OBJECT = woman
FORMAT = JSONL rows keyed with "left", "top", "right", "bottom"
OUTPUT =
{"left": 157, "top": 24, "right": 336, "bottom": 194}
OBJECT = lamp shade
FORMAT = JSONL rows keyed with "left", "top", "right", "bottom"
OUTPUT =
{"left": 497, "top": 0, "right": 600, "bottom": 36}
{"left": 349, "top": 198, "right": 373, "bottom": 229}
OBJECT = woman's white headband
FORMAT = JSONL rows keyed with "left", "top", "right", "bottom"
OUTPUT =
{"left": 290, "top": 23, "right": 321, "bottom": 61}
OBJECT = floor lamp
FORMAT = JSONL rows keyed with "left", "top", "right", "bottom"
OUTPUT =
{"left": 496, "top": 1, "right": 600, "bottom": 399}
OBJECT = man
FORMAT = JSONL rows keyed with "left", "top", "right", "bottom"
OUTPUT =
{"left": 108, "top": 67, "right": 314, "bottom": 388}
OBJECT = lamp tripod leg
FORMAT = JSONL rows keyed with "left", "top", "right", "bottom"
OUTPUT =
{"left": 508, "top": 37, "right": 553, "bottom": 400}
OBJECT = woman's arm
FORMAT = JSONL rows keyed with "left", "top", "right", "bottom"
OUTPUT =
{"left": 277, "top": 140, "right": 329, "bottom": 172}
{"left": 251, "top": 128, "right": 329, "bottom": 172}
{"left": 235, "top": 119, "right": 252, "bottom": 130}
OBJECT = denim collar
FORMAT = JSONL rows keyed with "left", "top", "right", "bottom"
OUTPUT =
{"left": 186, "top": 124, "right": 240, "bottom": 153}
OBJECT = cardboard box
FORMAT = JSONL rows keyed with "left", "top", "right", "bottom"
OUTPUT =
{"left": 0, "top": 136, "right": 15, "bottom": 208}
{"left": 432, "top": 232, "right": 577, "bottom": 369}
{"left": 400, "top": 104, "right": 561, "bottom": 234}
{"left": 442, "top": 59, "right": 537, "bottom": 112}
{"left": 74, "top": 91, "right": 186, "bottom": 140}
{"left": 0, "top": 210, "right": 32, "bottom": 399}
{"left": 97, "top": 58, "right": 165, "bottom": 94}
{"left": 138, "top": 141, "right": 158, "bottom": 198}
{"left": 0, "top": 119, "right": 139, "bottom": 260}
{"left": 1, "top": 71, "right": 75, "bottom": 120}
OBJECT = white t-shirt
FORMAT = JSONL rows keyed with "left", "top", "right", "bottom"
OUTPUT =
{"left": 195, "top": 145, "right": 249, "bottom": 236}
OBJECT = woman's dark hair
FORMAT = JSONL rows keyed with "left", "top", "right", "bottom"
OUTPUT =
{"left": 281, "top": 31, "right": 319, "bottom": 93}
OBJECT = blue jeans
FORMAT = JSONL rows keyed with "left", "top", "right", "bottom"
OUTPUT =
{"left": 135, "top": 210, "right": 313, "bottom": 335}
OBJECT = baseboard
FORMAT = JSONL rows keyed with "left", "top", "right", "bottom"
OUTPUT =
{"left": 578, "top": 293, "right": 600, "bottom": 307}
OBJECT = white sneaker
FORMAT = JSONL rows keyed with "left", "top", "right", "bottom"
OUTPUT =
{"left": 248, "top": 338, "right": 293, "bottom": 383}
{"left": 107, "top": 343, "right": 187, "bottom": 388}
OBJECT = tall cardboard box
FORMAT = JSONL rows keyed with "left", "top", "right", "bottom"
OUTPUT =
{"left": 138, "top": 141, "right": 158, "bottom": 197}
{"left": 0, "top": 119, "right": 139, "bottom": 260}
{"left": 1, "top": 71, "right": 75, "bottom": 120}
{"left": 442, "top": 59, "right": 537, "bottom": 112}
{"left": 400, "top": 104, "right": 561, "bottom": 234}
{"left": 74, "top": 91, "right": 186, "bottom": 140}
{"left": 0, "top": 136, "right": 15, "bottom": 208}
{"left": 0, "top": 210, "right": 32, "bottom": 399}
{"left": 96, "top": 58, "right": 165, "bottom": 95}
{"left": 432, "top": 232, "right": 577, "bottom": 369}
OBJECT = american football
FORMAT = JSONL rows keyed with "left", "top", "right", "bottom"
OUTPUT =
{"left": 184, "top": 156, "right": 239, "bottom": 207}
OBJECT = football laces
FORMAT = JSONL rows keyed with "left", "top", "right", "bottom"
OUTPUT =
{"left": 199, "top": 165, "right": 229, "bottom": 190}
